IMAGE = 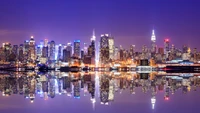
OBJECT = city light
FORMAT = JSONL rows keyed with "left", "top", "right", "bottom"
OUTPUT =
{"left": 0, "top": 1, "right": 198, "bottom": 113}
{"left": 74, "top": 96, "right": 80, "bottom": 99}
{"left": 74, "top": 40, "right": 80, "bottom": 42}
{"left": 164, "top": 39, "right": 169, "bottom": 42}
{"left": 164, "top": 96, "right": 169, "bottom": 100}
{"left": 2, "top": 92, "right": 5, "bottom": 96}
{"left": 151, "top": 97, "right": 156, "bottom": 109}
{"left": 0, "top": 27, "right": 198, "bottom": 72}
{"left": 91, "top": 98, "right": 96, "bottom": 103}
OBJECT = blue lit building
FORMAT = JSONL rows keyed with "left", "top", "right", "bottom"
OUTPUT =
{"left": 74, "top": 40, "right": 81, "bottom": 58}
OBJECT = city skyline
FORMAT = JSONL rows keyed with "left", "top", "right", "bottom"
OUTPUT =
{"left": 0, "top": 29, "right": 199, "bottom": 52}
{"left": 1, "top": 1, "right": 200, "bottom": 113}
{"left": 0, "top": 0, "right": 200, "bottom": 49}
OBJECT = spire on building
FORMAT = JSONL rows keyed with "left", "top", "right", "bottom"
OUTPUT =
{"left": 151, "top": 30, "right": 156, "bottom": 42}
{"left": 93, "top": 29, "right": 95, "bottom": 37}
{"left": 31, "top": 36, "right": 34, "bottom": 39}
{"left": 30, "top": 36, "right": 35, "bottom": 43}
{"left": 91, "top": 29, "right": 96, "bottom": 41}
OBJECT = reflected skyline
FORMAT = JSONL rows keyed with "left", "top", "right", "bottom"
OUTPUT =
{"left": 1, "top": 1, "right": 200, "bottom": 113}
{"left": 0, "top": 72, "right": 200, "bottom": 109}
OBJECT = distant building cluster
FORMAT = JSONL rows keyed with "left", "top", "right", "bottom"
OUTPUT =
{"left": 0, "top": 29, "right": 200, "bottom": 67}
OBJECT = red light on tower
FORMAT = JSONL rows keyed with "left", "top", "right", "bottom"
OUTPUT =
{"left": 164, "top": 96, "right": 169, "bottom": 100}
{"left": 164, "top": 39, "right": 169, "bottom": 42}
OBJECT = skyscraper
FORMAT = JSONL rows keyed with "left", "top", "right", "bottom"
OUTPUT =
{"left": 63, "top": 49, "right": 71, "bottom": 62}
{"left": 0, "top": 47, "right": 5, "bottom": 62}
{"left": 151, "top": 30, "right": 156, "bottom": 54}
{"left": 193, "top": 48, "right": 197, "bottom": 62}
{"left": 55, "top": 45, "right": 59, "bottom": 60}
{"left": 74, "top": 40, "right": 80, "bottom": 58}
{"left": 66, "top": 43, "right": 73, "bottom": 57}
{"left": 130, "top": 45, "right": 135, "bottom": 58}
{"left": 42, "top": 47, "right": 48, "bottom": 58}
{"left": 114, "top": 47, "right": 119, "bottom": 60}
{"left": 81, "top": 50, "right": 84, "bottom": 59}
{"left": 49, "top": 41, "right": 55, "bottom": 60}
{"left": 29, "top": 36, "right": 36, "bottom": 62}
{"left": 100, "top": 34, "right": 109, "bottom": 64}
{"left": 119, "top": 48, "right": 124, "bottom": 61}
{"left": 164, "top": 39, "right": 170, "bottom": 59}
{"left": 171, "top": 44, "right": 175, "bottom": 54}
{"left": 57, "top": 44, "right": 63, "bottom": 60}
{"left": 96, "top": 41, "right": 100, "bottom": 64}
{"left": 158, "top": 47, "right": 164, "bottom": 55}
{"left": 18, "top": 44, "right": 24, "bottom": 62}
{"left": 12, "top": 45, "right": 18, "bottom": 58}
{"left": 36, "top": 45, "right": 42, "bottom": 58}
{"left": 24, "top": 40, "right": 29, "bottom": 61}
{"left": 88, "top": 45, "right": 93, "bottom": 56}
{"left": 142, "top": 45, "right": 148, "bottom": 59}
{"left": 91, "top": 30, "right": 96, "bottom": 58}
{"left": 3, "top": 42, "right": 12, "bottom": 62}
{"left": 182, "top": 45, "right": 188, "bottom": 53}
{"left": 108, "top": 37, "right": 114, "bottom": 60}
{"left": 44, "top": 39, "right": 48, "bottom": 47}
{"left": 83, "top": 43, "right": 88, "bottom": 55}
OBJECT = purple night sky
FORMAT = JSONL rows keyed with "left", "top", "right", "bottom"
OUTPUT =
{"left": 0, "top": 0, "right": 200, "bottom": 50}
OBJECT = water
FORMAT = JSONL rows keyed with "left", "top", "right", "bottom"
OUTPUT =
{"left": 0, "top": 71, "right": 200, "bottom": 113}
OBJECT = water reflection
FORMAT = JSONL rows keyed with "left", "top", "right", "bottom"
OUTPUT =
{"left": 0, "top": 71, "right": 200, "bottom": 109}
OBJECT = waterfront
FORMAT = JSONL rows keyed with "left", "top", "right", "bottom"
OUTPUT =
{"left": 0, "top": 72, "right": 200, "bottom": 113}
{"left": 0, "top": 0, "right": 200, "bottom": 112}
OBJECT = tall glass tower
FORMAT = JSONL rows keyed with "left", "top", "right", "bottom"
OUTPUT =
{"left": 29, "top": 36, "right": 36, "bottom": 62}
{"left": 151, "top": 30, "right": 156, "bottom": 54}
{"left": 74, "top": 40, "right": 81, "bottom": 58}
{"left": 90, "top": 29, "right": 99, "bottom": 65}
{"left": 91, "top": 29, "right": 96, "bottom": 58}
{"left": 100, "top": 34, "right": 109, "bottom": 64}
